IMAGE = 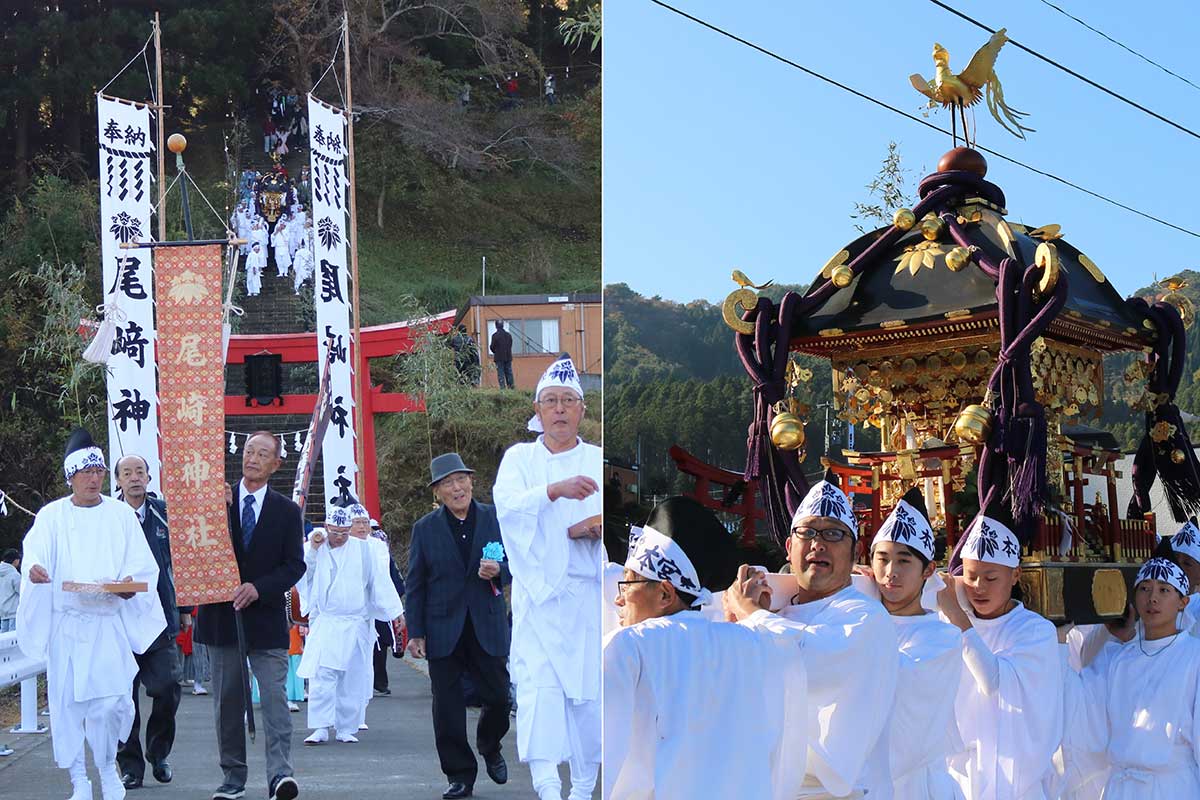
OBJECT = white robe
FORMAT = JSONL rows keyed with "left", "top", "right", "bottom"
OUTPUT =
{"left": 271, "top": 227, "right": 292, "bottom": 275}
{"left": 889, "top": 613, "right": 966, "bottom": 800}
{"left": 292, "top": 238, "right": 314, "bottom": 293}
{"left": 355, "top": 536, "right": 396, "bottom": 725}
{"left": 16, "top": 496, "right": 165, "bottom": 768}
{"left": 494, "top": 436, "right": 602, "bottom": 765}
{"left": 297, "top": 535, "right": 402, "bottom": 732}
{"left": 245, "top": 249, "right": 266, "bottom": 296}
{"left": 1063, "top": 633, "right": 1200, "bottom": 799}
{"left": 950, "top": 603, "right": 1063, "bottom": 800}
{"left": 741, "top": 584, "right": 899, "bottom": 798}
{"left": 603, "top": 610, "right": 808, "bottom": 800}
{"left": 602, "top": 561, "right": 623, "bottom": 637}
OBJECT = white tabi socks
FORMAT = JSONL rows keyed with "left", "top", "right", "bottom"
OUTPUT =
{"left": 67, "top": 755, "right": 92, "bottom": 800}
{"left": 98, "top": 762, "right": 126, "bottom": 800}
{"left": 530, "top": 759, "right": 562, "bottom": 800}
{"left": 567, "top": 761, "right": 599, "bottom": 800}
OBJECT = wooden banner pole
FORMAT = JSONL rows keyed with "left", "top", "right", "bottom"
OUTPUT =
{"left": 343, "top": 11, "right": 367, "bottom": 506}
{"left": 154, "top": 12, "right": 166, "bottom": 242}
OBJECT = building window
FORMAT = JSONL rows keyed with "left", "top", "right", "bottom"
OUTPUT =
{"left": 487, "top": 318, "right": 560, "bottom": 356}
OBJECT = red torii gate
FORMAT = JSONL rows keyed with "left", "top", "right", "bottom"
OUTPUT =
{"left": 668, "top": 445, "right": 765, "bottom": 547}
{"left": 224, "top": 311, "right": 457, "bottom": 517}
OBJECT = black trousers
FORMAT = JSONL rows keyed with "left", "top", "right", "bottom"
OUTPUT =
{"left": 117, "top": 636, "right": 182, "bottom": 778}
{"left": 373, "top": 620, "right": 391, "bottom": 691}
{"left": 428, "top": 617, "right": 511, "bottom": 785}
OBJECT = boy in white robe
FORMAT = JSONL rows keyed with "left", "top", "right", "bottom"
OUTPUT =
{"left": 271, "top": 220, "right": 292, "bottom": 278}
{"left": 297, "top": 506, "right": 403, "bottom": 745}
{"left": 937, "top": 502, "right": 1063, "bottom": 800}
{"left": 245, "top": 243, "right": 266, "bottom": 297}
{"left": 1061, "top": 558, "right": 1200, "bottom": 799}
{"left": 17, "top": 429, "right": 166, "bottom": 800}
{"left": 292, "top": 240, "right": 314, "bottom": 294}
{"left": 724, "top": 470, "right": 899, "bottom": 799}
{"left": 860, "top": 487, "right": 966, "bottom": 799}
{"left": 1152, "top": 519, "right": 1200, "bottom": 635}
{"left": 604, "top": 497, "right": 808, "bottom": 800}
{"left": 250, "top": 218, "right": 269, "bottom": 257}
{"left": 494, "top": 355, "right": 602, "bottom": 800}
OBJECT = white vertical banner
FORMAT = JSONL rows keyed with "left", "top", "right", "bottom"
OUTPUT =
{"left": 97, "top": 95, "right": 160, "bottom": 491}
{"left": 308, "top": 94, "right": 358, "bottom": 505}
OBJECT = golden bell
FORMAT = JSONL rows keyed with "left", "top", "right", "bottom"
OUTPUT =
{"left": 1172, "top": 448, "right": 1187, "bottom": 465}
{"left": 831, "top": 263, "right": 854, "bottom": 288}
{"left": 945, "top": 246, "right": 971, "bottom": 272}
{"left": 770, "top": 412, "right": 807, "bottom": 451}
{"left": 920, "top": 216, "right": 945, "bottom": 242}
{"left": 954, "top": 404, "right": 993, "bottom": 445}
{"left": 893, "top": 208, "right": 916, "bottom": 231}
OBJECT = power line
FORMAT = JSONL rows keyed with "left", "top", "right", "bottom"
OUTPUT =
{"left": 1035, "top": 0, "right": 1200, "bottom": 94}
{"left": 926, "top": 0, "right": 1200, "bottom": 142}
{"left": 645, "top": 0, "right": 1200, "bottom": 239}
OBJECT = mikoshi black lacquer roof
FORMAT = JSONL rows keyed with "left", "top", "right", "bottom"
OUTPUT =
{"left": 789, "top": 150, "right": 1155, "bottom": 355}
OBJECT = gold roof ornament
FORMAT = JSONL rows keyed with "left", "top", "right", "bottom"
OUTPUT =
{"left": 909, "top": 28, "right": 1034, "bottom": 147}
{"left": 1160, "top": 275, "right": 1196, "bottom": 330}
{"left": 722, "top": 270, "right": 771, "bottom": 334}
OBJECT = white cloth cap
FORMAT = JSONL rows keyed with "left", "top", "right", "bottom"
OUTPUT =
{"left": 791, "top": 477, "right": 857, "bottom": 537}
{"left": 325, "top": 506, "right": 352, "bottom": 528}
{"left": 961, "top": 514, "right": 1021, "bottom": 568}
{"left": 1137, "top": 557, "right": 1189, "bottom": 596}
{"left": 64, "top": 447, "right": 106, "bottom": 483}
{"left": 1166, "top": 521, "right": 1200, "bottom": 565}
{"left": 527, "top": 356, "right": 584, "bottom": 433}
{"left": 625, "top": 525, "right": 713, "bottom": 608}
{"left": 872, "top": 498, "right": 935, "bottom": 561}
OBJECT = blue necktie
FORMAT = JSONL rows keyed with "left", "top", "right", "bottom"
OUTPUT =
{"left": 242, "top": 495, "right": 257, "bottom": 550}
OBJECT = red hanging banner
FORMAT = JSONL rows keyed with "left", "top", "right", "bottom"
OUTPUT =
{"left": 155, "top": 245, "right": 240, "bottom": 605}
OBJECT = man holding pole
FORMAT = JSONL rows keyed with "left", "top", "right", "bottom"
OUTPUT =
{"left": 195, "top": 432, "right": 305, "bottom": 800}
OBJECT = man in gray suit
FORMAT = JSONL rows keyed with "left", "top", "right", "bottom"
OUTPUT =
{"left": 407, "top": 453, "right": 512, "bottom": 800}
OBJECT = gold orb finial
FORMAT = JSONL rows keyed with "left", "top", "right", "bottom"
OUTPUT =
{"left": 167, "top": 133, "right": 187, "bottom": 154}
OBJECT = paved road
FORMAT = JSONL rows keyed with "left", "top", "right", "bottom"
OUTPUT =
{"left": 1, "top": 656, "right": 588, "bottom": 799}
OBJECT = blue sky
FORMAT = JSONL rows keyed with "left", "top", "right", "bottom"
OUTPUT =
{"left": 603, "top": 1, "right": 1200, "bottom": 304}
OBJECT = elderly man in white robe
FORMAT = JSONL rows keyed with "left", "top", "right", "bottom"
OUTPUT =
{"left": 297, "top": 505, "right": 403, "bottom": 745}
{"left": 17, "top": 429, "right": 166, "bottom": 800}
{"left": 724, "top": 470, "right": 899, "bottom": 800}
{"left": 936, "top": 501, "right": 1063, "bottom": 800}
{"left": 604, "top": 497, "right": 808, "bottom": 800}
{"left": 494, "top": 355, "right": 602, "bottom": 800}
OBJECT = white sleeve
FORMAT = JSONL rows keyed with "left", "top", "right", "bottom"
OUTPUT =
{"left": 602, "top": 630, "right": 639, "bottom": 800}
{"left": 15, "top": 511, "right": 54, "bottom": 660}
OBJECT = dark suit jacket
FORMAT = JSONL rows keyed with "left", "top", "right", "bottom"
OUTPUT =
{"left": 195, "top": 484, "right": 306, "bottom": 651}
{"left": 138, "top": 496, "right": 188, "bottom": 642}
{"left": 406, "top": 501, "right": 511, "bottom": 660}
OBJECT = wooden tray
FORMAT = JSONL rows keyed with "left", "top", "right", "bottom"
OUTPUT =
{"left": 62, "top": 581, "right": 150, "bottom": 594}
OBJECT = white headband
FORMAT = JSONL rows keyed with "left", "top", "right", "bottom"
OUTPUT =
{"left": 872, "top": 498, "right": 935, "bottom": 561}
{"left": 961, "top": 515, "right": 1021, "bottom": 568}
{"left": 791, "top": 479, "right": 857, "bottom": 537}
{"left": 1137, "top": 557, "right": 1190, "bottom": 596}
{"left": 528, "top": 357, "right": 584, "bottom": 433}
{"left": 625, "top": 525, "right": 713, "bottom": 608}
{"left": 1166, "top": 521, "right": 1200, "bottom": 565}
{"left": 325, "top": 506, "right": 352, "bottom": 528}
{"left": 348, "top": 503, "right": 369, "bottom": 521}
{"left": 64, "top": 447, "right": 106, "bottom": 483}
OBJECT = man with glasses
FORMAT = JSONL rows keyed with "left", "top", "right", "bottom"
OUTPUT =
{"left": 407, "top": 453, "right": 512, "bottom": 800}
{"left": 725, "top": 470, "right": 899, "bottom": 800}
{"left": 495, "top": 355, "right": 602, "bottom": 800}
